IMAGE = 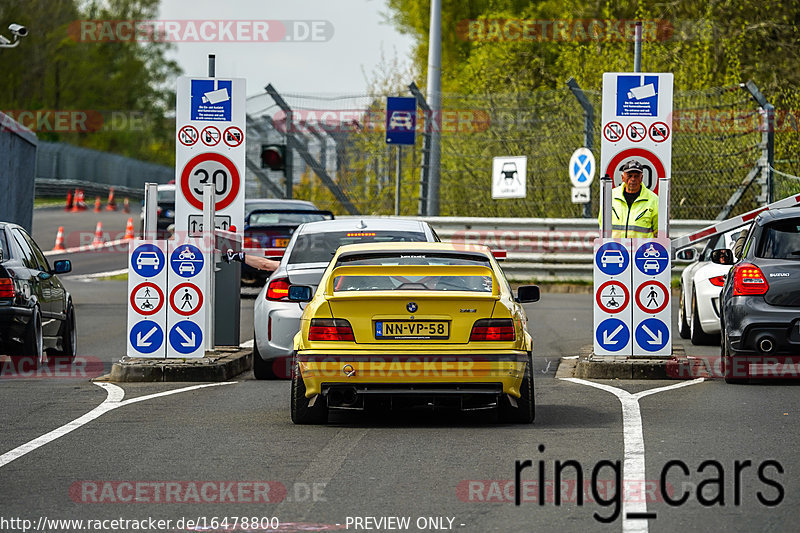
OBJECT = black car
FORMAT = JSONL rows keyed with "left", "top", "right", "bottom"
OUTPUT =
{"left": 0, "top": 222, "right": 76, "bottom": 367}
{"left": 713, "top": 207, "right": 800, "bottom": 383}
{"left": 241, "top": 199, "right": 333, "bottom": 285}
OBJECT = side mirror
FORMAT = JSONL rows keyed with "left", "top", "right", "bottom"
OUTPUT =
{"left": 675, "top": 248, "right": 696, "bottom": 262}
{"left": 517, "top": 285, "right": 540, "bottom": 303}
{"left": 711, "top": 249, "right": 733, "bottom": 265}
{"left": 52, "top": 259, "right": 72, "bottom": 274}
{"left": 288, "top": 285, "right": 313, "bottom": 302}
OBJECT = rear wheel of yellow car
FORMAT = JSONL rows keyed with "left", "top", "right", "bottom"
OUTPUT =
{"left": 499, "top": 353, "right": 535, "bottom": 424}
{"left": 291, "top": 354, "right": 328, "bottom": 424}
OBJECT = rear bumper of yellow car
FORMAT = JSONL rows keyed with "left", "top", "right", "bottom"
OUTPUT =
{"left": 296, "top": 351, "right": 530, "bottom": 398}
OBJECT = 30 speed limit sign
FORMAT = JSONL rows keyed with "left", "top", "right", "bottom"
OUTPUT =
{"left": 180, "top": 153, "right": 240, "bottom": 211}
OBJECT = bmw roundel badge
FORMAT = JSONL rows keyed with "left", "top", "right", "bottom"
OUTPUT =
{"left": 406, "top": 302, "right": 418, "bottom": 313}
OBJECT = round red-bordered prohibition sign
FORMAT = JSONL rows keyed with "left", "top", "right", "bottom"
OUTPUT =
{"left": 596, "top": 280, "right": 630, "bottom": 314}
{"left": 178, "top": 125, "right": 198, "bottom": 146}
{"left": 180, "top": 152, "right": 240, "bottom": 211}
{"left": 170, "top": 282, "right": 204, "bottom": 317}
{"left": 223, "top": 126, "right": 244, "bottom": 147}
{"left": 635, "top": 280, "right": 669, "bottom": 314}
{"left": 201, "top": 125, "right": 221, "bottom": 146}
{"left": 625, "top": 121, "right": 647, "bottom": 142}
{"left": 605, "top": 148, "right": 666, "bottom": 194}
{"left": 130, "top": 282, "right": 164, "bottom": 316}
{"left": 603, "top": 121, "right": 624, "bottom": 142}
{"left": 649, "top": 121, "right": 671, "bottom": 143}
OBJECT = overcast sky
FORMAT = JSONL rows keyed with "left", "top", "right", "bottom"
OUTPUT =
{"left": 158, "top": 0, "right": 416, "bottom": 98}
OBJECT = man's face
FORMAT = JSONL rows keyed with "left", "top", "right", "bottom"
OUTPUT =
{"left": 622, "top": 170, "right": 643, "bottom": 193}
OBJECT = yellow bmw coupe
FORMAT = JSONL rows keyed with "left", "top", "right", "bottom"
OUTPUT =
{"left": 286, "top": 242, "right": 540, "bottom": 424}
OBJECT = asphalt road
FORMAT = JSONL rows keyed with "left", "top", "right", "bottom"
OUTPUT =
{"left": 0, "top": 209, "right": 797, "bottom": 533}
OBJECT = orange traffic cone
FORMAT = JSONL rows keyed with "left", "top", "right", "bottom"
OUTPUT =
{"left": 71, "top": 189, "right": 84, "bottom": 212}
{"left": 93, "top": 196, "right": 102, "bottom": 213}
{"left": 122, "top": 197, "right": 130, "bottom": 214}
{"left": 64, "top": 191, "right": 73, "bottom": 211}
{"left": 124, "top": 217, "right": 135, "bottom": 240}
{"left": 92, "top": 221, "right": 104, "bottom": 247}
{"left": 105, "top": 187, "right": 117, "bottom": 211}
{"left": 52, "top": 226, "right": 66, "bottom": 251}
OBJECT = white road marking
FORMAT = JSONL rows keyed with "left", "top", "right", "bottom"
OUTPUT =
{"left": 66, "top": 268, "right": 128, "bottom": 282}
{"left": 0, "top": 381, "right": 236, "bottom": 469}
{"left": 44, "top": 238, "right": 130, "bottom": 257}
{"left": 560, "top": 378, "right": 705, "bottom": 533}
{"left": 562, "top": 356, "right": 579, "bottom": 360}
{"left": 275, "top": 428, "right": 368, "bottom": 520}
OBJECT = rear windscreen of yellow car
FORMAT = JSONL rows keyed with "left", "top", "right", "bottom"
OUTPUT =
{"left": 289, "top": 231, "right": 428, "bottom": 264}
{"left": 332, "top": 253, "right": 492, "bottom": 292}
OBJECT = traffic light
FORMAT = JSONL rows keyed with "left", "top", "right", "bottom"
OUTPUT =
{"left": 260, "top": 144, "right": 286, "bottom": 171}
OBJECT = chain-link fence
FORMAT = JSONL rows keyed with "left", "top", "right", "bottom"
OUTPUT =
{"left": 246, "top": 82, "right": 800, "bottom": 220}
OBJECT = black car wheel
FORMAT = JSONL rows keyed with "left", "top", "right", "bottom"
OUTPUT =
{"left": 499, "top": 352, "right": 535, "bottom": 424}
{"left": 13, "top": 306, "right": 44, "bottom": 369}
{"left": 290, "top": 354, "right": 328, "bottom": 424}
{"left": 252, "top": 337, "right": 277, "bottom": 380}
{"left": 56, "top": 302, "right": 77, "bottom": 359}
{"left": 678, "top": 287, "right": 690, "bottom": 339}
{"left": 690, "top": 291, "right": 717, "bottom": 345}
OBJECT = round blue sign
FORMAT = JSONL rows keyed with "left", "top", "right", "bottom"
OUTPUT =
{"left": 595, "top": 318, "right": 630, "bottom": 352}
{"left": 168, "top": 320, "right": 203, "bottom": 354}
{"left": 129, "top": 320, "right": 164, "bottom": 354}
{"left": 131, "top": 244, "right": 165, "bottom": 278}
{"left": 170, "top": 244, "right": 204, "bottom": 278}
{"left": 596, "top": 242, "right": 630, "bottom": 276}
{"left": 634, "top": 318, "right": 670, "bottom": 352}
{"left": 634, "top": 241, "right": 669, "bottom": 275}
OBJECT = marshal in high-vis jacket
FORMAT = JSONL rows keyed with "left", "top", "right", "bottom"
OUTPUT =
{"left": 602, "top": 185, "right": 659, "bottom": 238}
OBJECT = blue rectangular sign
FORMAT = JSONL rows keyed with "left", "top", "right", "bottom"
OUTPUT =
{"left": 386, "top": 97, "right": 416, "bottom": 145}
{"left": 616, "top": 75, "right": 659, "bottom": 117}
{"left": 191, "top": 79, "right": 233, "bottom": 122}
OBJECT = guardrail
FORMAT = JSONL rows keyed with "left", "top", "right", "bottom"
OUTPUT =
{"left": 35, "top": 178, "right": 145, "bottom": 200}
{"left": 344, "top": 216, "right": 715, "bottom": 282}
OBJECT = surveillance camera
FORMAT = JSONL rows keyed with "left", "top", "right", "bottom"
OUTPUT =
{"left": 8, "top": 24, "right": 28, "bottom": 37}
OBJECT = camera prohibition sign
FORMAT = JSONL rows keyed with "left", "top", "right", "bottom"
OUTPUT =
{"left": 180, "top": 152, "right": 240, "bottom": 211}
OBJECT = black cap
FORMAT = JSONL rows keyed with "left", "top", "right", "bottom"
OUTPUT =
{"left": 621, "top": 159, "right": 643, "bottom": 173}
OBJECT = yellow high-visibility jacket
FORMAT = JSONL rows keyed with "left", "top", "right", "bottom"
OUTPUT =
{"left": 599, "top": 185, "right": 659, "bottom": 238}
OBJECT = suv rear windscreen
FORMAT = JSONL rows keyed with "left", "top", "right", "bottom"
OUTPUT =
{"left": 756, "top": 220, "right": 800, "bottom": 259}
{"left": 289, "top": 231, "right": 428, "bottom": 264}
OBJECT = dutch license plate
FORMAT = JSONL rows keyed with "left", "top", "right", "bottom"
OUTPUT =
{"left": 273, "top": 238, "right": 290, "bottom": 247}
{"left": 375, "top": 321, "right": 449, "bottom": 339}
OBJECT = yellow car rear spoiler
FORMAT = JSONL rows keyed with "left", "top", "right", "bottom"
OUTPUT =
{"left": 325, "top": 264, "right": 500, "bottom": 298}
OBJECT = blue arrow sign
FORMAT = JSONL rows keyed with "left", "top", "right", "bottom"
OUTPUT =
{"left": 386, "top": 96, "right": 416, "bottom": 145}
{"left": 634, "top": 241, "right": 669, "bottom": 275}
{"left": 634, "top": 318, "right": 670, "bottom": 352}
{"left": 596, "top": 318, "right": 630, "bottom": 352}
{"left": 170, "top": 244, "right": 204, "bottom": 278}
{"left": 131, "top": 244, "right": 165, "bottom": 278}
{"left": 129, "top": 320, "right": 164, "bottom": 354}
{"left": 169, "top": 320, "right": 203, "bottom": 354}
{"left": 596, "top": 242, "right": 630, "bottom": 276}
